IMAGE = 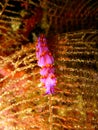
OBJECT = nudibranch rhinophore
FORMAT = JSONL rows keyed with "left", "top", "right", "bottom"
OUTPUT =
{"left": 36, "top": 34, "right": 57, "bottom": 94}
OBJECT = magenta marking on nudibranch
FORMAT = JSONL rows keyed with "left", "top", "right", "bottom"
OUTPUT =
{"left": 36, "top": 34, "right": 57, "bottom": 94}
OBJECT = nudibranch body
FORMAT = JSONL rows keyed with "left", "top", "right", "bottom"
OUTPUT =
{"left": 36, "top": 34, "right": 57, "bottom": 94}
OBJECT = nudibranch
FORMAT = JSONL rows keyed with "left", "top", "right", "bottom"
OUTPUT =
{"left": 36, "top": 34, "right": 57, "bottom": 94}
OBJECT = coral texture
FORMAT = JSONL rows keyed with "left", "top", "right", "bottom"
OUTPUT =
{"left": 0, "top": 0, "right": 98, "bottom": 130}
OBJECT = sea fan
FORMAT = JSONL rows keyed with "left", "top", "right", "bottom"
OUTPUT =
{"left": 0, "top": 0, "right": 98, "bottom": 130}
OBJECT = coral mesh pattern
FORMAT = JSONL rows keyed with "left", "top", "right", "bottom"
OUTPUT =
{"left": 0, "top": 30, "right": 98, "bottom": 129}
{"left": 0, "top": 0, "right": 98, "bottom": 130}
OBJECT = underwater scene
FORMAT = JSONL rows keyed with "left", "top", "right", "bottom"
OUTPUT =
{"left": 0, "top": 0, "right": 98, "bottom": 130}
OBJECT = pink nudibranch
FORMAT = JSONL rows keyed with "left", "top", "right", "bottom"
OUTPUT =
{"left": 36, "top": 34, "right": 57, "bottom": 94}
